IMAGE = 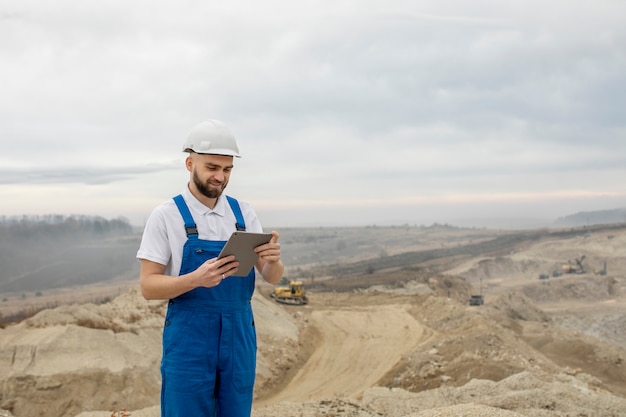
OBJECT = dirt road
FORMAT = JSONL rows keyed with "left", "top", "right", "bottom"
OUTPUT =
{"left": 256, "top": 302, "right": 428, "bottom": 405}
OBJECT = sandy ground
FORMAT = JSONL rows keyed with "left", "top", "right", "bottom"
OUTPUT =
{"left": 3, "top": 281, "right": 626, "bottom": 417}
{"left": 256, "top": 303, "right": 429, "bottom": 405}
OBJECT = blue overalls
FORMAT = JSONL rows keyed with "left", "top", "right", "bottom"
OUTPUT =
{"left": 160, "top": 194, "right": 257, "bottom": 417}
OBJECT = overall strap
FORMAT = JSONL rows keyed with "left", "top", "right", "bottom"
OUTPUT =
{"left": 173, "top": 195, "right": 198, "bottom": 237}
{"left": 226, "top": 195, "right": 246, "bottom": 231}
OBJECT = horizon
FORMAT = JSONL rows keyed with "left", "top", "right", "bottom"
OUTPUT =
{"left": 3, "top": 204, "right": 626, "bottom": 231}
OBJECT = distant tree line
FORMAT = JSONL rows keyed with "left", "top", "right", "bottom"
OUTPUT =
{"left": 0, "top": 214, "right": 133, "bottom": 240}
{"left": 0, "top": 215, "right": 139, "bottom": 294}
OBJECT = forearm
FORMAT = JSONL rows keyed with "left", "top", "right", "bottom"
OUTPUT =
{"left": 140, "top": 269, "right": 198, "bottom": 300}
{"left": 261, "top": 260, "right": 284, "bottom": 285}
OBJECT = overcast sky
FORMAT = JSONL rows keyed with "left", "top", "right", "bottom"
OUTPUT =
{"left": 1, "top": 0, "right": 625, "bottom": 228}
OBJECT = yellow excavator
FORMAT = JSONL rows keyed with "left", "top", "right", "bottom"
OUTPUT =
{"left": 270, "top": 280, "right": 308, "bottom": 305}
{"left": 562, "top": 255, "right": 586, "bottom": 274}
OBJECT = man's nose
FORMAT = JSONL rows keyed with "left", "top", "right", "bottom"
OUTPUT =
{"left": 214, "top": 170, "right": 226, "bottom": 182}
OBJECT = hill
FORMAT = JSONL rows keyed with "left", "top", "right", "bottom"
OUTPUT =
{"left": 553, "top": 208, "right": 626, "bottom": 227}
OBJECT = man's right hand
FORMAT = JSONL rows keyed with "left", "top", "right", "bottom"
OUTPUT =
{"left": 194, "top": 255, "right": 240, "bottom": 287}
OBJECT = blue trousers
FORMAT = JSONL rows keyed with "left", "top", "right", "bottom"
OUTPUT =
{"left": 161, "top": 299, "right": 256, "bottom": 416}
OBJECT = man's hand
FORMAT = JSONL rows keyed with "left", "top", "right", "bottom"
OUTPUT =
{"left": 194, "top": 255, "right": 240, "bottom": 287}
{"left": 255, "top": 231, "right": 281, "bottom": 264}
{"left": 255, "top": 231, "right": 284, "bottom": 284}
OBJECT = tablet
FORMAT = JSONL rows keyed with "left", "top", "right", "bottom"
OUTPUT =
{"left": 218, "top": 231, "right": 273, "bottom": 277}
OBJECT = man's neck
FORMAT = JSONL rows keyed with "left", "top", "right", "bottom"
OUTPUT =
{"left": 188, "top": 183, "right": 219, "bottom": 210}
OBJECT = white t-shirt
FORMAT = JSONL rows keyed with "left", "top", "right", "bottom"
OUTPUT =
{"left": 136, "top": 187, "right": 263, "bottom": 276}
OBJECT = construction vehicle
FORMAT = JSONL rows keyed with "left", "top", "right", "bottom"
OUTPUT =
{"left": 469, "top": 276, "right": 484, "bottom": 306}
{"left": 562, "top": 255, "right": 586, "bottom": 274}
{"left": 270, "top": 280, "right": 308, "bottom": 305}
{"left": 469, "top": 294, "right": 484, "bottom": 306}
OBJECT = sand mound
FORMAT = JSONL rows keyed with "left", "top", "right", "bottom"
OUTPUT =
{"left": 0, "top": 288, "right": 302, "bottom": 417}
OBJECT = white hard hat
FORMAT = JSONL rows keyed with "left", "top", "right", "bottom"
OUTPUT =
{"left": 183, "top": 119, "right": 241, "bottom": 157}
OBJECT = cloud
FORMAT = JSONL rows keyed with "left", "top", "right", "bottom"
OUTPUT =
{"left": 1, "top": 0, "right": 625, "bottom": 226}
{"left": 0, "top": 163, "right": 179, "bottom": 185}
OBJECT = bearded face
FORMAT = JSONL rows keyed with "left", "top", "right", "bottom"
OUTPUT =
{"left": 192, "top": 166, "right": 228, "bottom": 199}
{"left": 186, "top": 153, "right": 234, "bottom": 204}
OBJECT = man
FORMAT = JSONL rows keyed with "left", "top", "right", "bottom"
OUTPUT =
{"left": 137, "top": 119, "right": 284, "bottom": 417}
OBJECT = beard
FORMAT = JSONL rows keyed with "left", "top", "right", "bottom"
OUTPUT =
{"left": 192, "top": 169, "right": 227, "bottom": 199}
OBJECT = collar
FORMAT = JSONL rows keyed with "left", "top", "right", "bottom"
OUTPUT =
{"left": 182, "top": 186, "right": 227, "bottom": 217}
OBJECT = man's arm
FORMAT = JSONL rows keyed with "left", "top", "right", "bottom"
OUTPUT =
{"left": 139, "top": 255, "right": 239, "bottom": 300}
{"left": 259, "top": 259, "right": 285, "bottom": 285}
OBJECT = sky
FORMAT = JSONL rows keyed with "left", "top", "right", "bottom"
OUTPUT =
{"left": 1, "top": 0, "right": 626, "bottom": 229}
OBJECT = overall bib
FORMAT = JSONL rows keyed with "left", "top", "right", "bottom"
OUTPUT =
{"left": 161, "top": 194, "right": 257, "bottom": 417}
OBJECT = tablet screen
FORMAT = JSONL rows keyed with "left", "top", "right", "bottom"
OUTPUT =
{"left": 218, "top": 232, "right": 273, "bottom": 277}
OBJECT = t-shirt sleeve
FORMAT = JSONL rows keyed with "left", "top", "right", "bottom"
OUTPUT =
{"left": 136, "top": 206, "right": 172, "bottom": 266}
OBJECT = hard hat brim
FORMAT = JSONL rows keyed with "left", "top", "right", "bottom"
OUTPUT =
{"left": 184, "top": 148, "right": 241, "bottom": 157}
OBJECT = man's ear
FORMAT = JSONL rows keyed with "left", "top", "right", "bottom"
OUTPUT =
{"left": 185, "top": 155, "right": 193, "bottom": 172}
